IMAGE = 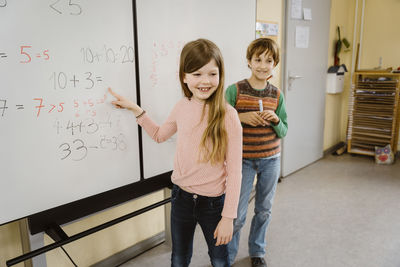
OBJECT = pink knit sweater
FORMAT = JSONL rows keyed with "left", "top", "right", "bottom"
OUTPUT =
{"left": 137, "top": 97, "right": 243, "bottom": 219}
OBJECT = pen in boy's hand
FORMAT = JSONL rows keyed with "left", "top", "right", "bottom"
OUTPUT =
{"left": 258, "top": 99, "right": 263, "bottom": 112}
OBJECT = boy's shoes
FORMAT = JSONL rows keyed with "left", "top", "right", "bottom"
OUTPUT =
{"left": 251, "top": 257, "right": 267, "bottom": 267}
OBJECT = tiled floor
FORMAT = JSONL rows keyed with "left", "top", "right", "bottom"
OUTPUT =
{"left": 121, "top": 154, "right": 400, "bottom": 267}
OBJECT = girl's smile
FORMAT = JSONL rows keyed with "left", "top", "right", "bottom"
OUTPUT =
{"left": 183, "top": 59, "right": 219, "bottom": 102}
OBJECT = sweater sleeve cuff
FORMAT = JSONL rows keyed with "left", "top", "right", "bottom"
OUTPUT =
{"left": 136, "top": 113, "right": 148, "bottom": 125}
{"left": 271, "top": 119, "right": 281, "bottom": 129}
{"left": 221, "top": 207, "right": 237, "bottom": 219}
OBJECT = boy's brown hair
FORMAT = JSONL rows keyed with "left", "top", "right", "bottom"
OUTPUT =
{"left": 246, "top": 38, "right": 280, "bottom": 66}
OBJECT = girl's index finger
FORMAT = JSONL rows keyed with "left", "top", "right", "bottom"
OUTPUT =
{"left": 108, "top": 88, "right": 120, "bottom": 99}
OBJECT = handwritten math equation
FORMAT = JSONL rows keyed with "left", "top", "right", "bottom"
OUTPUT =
{"left": 0, "top": 45, "right": 134, "bottom": 65}
{"left": 58, "top": 133, "right": 127, "bottom": 161}
{"left": 50, "top": 71, "right": 102, "bottom": 90}
{"left": 54, "top": 111, "right": 126, "bottom": 161}
{"left": 81, "top": 45, "right": 134, "bottom": 64}
{"left": 55, "top": 115, "right": 127, "bottom": 161}
{"left": 53, "top": 116, "right": 113, "bottom": 136}
{"left": 0, "top": 95, "right": 107, "bottom": 118}
{"left": 19, "top": 46, "right": 50, "bottom": 63}
{"left": 0, "top": 97, "right": 129, "bottom": 161}
{"left": 56, "top": 112, "right": 127, "bottom": 160}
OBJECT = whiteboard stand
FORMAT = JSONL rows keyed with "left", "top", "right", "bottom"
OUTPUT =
{"left": 28, "top": 232, "right": 47, "bottom": 267}
{"left": 163, "top": 188, "right": 172, "bottom": 247}
{"left": 18, "top": 219, "right": 33, "bottom": 267}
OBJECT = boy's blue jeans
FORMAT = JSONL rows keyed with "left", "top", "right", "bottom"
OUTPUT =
{"left": 170, "top": 185, "right": 230, "bottom": 267}
{"left": 227, "top": 155, "right": 280, "bottom": 264}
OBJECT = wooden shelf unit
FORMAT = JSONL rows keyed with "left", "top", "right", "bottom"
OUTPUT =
{"left": 347, "top": 72, "right": 400, "bottom": 156}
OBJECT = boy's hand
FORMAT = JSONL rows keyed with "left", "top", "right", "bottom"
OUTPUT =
{"left": 239, "top": 111, "right": 268, "bottom": 126}
{"left": 214, "top": 217, "right": 233, "bottom": 246}
{"left": 108, "top": 88, "right": 143, "bottom": 116}
{"left": 258, "top": 110, "right": 279, "bottom": 125}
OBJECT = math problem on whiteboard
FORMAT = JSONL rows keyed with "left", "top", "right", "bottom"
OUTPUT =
{"left": 0, "top": 34, "right": 135, "bottom": 162}
{"left": 0, "top": 40, "right": 136, "bottom": 162}
{"left": 81, "top": 46, "right": 135, "bottom": 64}
{"left": 0, "top": 0, "right": 141, "bottom": 225}
{"left": 1, "top": 95, "right": 128, "bottom": 161}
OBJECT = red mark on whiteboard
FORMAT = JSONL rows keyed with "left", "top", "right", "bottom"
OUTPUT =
{"left": 33, "top": 98, "right": 44, "bottom": 117}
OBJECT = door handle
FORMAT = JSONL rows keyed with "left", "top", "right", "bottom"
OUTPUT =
{"left": 288, "top": 74, "right": 303, "bottom": 90}
{"left": 289, "top": 75, "right": 303, "bottom": 80}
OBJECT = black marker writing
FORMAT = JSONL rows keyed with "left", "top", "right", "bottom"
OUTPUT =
{"left": 50, "top": 0, "right": 82, "bottom": 15}
{"left": 0, "top": 99, "right": 8, "bottom": 116}
{"left": 49, "top": 71, "right": 102, "bottom": 90}
{"left": 81, "top": 45, "right": 134, "bottom": 64}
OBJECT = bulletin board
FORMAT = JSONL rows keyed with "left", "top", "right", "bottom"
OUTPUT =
{"left": 256, "top": 20, "right": 279, "bottom": 42}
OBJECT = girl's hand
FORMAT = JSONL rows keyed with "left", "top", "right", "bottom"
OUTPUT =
{"left": 108, "top": 88, "right": 143, "bottom": 117}
{"left": 258, "top": 110, "right": 279, "bottom": 125}
{"left": 213, "top": 217, "right": 233, "bottom": 246}
{"left": 239, "top": 111, "right": 268, "bottom": 127}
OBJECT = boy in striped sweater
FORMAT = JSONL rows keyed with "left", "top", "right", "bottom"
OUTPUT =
{"left": 225, "top": 38, "right": 288, "bottom": 267}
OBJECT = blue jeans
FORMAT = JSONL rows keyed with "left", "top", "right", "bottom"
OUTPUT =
{"left": 170, "top": 185, "right": 230, "bottom": 267}
{"left": 227, "top": 155, "right": 280, "bottom": 264}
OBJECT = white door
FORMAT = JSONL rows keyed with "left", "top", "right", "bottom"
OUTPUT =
{"left": 281, "top": 0, "right": 331, "bottom": 177}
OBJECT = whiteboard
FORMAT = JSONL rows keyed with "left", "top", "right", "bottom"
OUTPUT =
{"left": 0, "top": 0, "right": 140, "bottom": 224}
{"left": 137, "top": 0, "right": 256, "bottom": 178}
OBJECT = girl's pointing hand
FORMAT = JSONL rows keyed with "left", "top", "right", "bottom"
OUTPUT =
{"left": 108, "top": 87, "right": 143, "bottom": 117}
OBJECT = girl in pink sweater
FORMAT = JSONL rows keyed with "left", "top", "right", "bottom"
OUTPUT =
{"left": 109, "top": 39, "right": 242, "bottom": 267}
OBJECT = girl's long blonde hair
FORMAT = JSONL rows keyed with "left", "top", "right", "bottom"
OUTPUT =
{"left": 179, "top": 39, "right": 227, "bottom": 164}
